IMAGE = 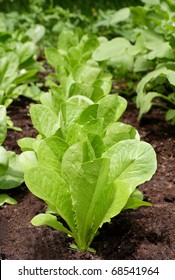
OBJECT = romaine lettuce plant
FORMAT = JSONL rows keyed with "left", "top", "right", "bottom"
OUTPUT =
{"left": 21, "top": 135, "right": 156, "bottom": 252}
{"left": 19, "top": 94, "right": 157, "bottom": 252}
{"left": 45, "top": 30, "right": 112, "bottom": 102}
{"left": 0, "top": 105, "right": 24, "bottom": 205}
{"left": 136, "top": 64, "right": 175, "bottom": 123}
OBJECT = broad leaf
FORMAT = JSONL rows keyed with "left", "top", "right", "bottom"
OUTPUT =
{"left": 97, "top": 95, "right": 127, "bottom": 127}
{"left": 93, "top": 37, "right": 131, "bottom": 61}
{"left": 30, "top": 104, "right": 60, "bottom": 138}
{"left": 25, "top": 166, "right": 76, "bottom": 235}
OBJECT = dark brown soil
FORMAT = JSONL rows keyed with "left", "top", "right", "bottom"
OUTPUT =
{"left": 0, "top": 97, "right": 175, "bottom": 260}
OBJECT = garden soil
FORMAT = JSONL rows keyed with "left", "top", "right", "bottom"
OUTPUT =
{"left": 0, "top": 97, "right": 175, "bottom": 260}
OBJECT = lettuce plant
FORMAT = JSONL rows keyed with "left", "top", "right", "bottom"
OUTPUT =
{"left": 19, "top": 94, "right": 157, "bottom": 252}
{"left": 21, "top": 136, "right": 156, "bottom": 252}
{"left": 45, "top": 30, "right": 112, "bottom": 102}
{"left": 0, "top": 106, "right": 24, "bottom": 205}
{"left": 0, "top": 146, "right": 24, "bottom": 206}
{"left": 136, "top": 64, "right": 175, "bottom": 123}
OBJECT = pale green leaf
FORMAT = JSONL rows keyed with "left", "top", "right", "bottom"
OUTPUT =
{"left": 137, "top": 92, "right": 161, "bottom": 120}
{"left": 19, "top": 151, "right": 38, "bottom": 172}
{"left": 97, "top": 95, "right": 127, "bottom": 127}
{"left": 72, "top": 64, "right": 101, "bottom": 84}
{"left": 123, "top": 197, "right": 152, "bottom": 210}
{"left": 18, "top": 137, "right": 36, "bottom": 151}
{"left": 0, "top": 52, "right": 18, "bottom": 88}
{"left": 0, "top": 151, "right": 24, "bottom": 189}
{"left": 110, "top": 8, "right": 130, "bottom": 25}
{"left": 62, "top": 156, "right": 110, "bottom": 250}
{"left": 102, "top": 140, "right": 157, "bottom": 185}
{"left": 26, "top": 24, "right": 45, "bottom": 43}
{"left": 45, "top": 47, "right": 66, "bottom": 69}
{"left": 17, "top": 42, "right": 36, "bottom": 64}
{"left": 104, "top": 122, "right": 139, "bottom": 149}
{"left": 0, "top": 194, "right": 17, "bottom": 206}
{"left": 30, "top": 104, "right": 60, "bottom": 138}
{"left": 93, "top": 37, "right": 131, "bottom": 61}
{"left": 78, "top": 104, "right": 98, "bottom": 124}
{"left": 13, "top": 70, "right": 38, "bottom": 85}
{"left": 25, "top": 166, "right": 75, "bottom": 233}
{"left": 37, "top": 136, "right": 69, "bottom": 172}
{"left": 0, "top": 146, "right": 8, "bottom": 176}
{"left": 31, "top": 213, "right": 72, "bottom": 236}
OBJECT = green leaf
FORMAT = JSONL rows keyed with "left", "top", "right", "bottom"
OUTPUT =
{"left": 140, "top": 30, "right": 164, "bottom": 51}
{"left": 13, "top": 70, "right": 38, "bottom": 85}
{"left": 166, "top": 109, "right": 175, "bottom": 124}
{"left": 92, "top": 72, "right": 112, "bottom": 100}
{"left": 137, "top": 91, "right": 161, "bottom": 120}
{"left": 0, "top": 52, "right": 18, "bottom": 89}
{"left": 78, "top": 104, "right": 98, "bottom": 124}
{"left": 0, "top": 105, "right": 7, "bottom": 145}
{"left": 0, "top": 32, "right": 11, "bottom": 42}
{"left": 110, "top": 8, "right": 130, "bottom": 25}
{"left": 134, "top": 55, "right": 154, "bottom": 72}
{"left": 25, "top": 166, "right": 76, "bottom": 234}
{"left": 26, "top": 24, "right": 45, "bottom": 43}
{"left": 97, "top": 95, "right": 127, "bottom": 127}
{"left": 147, "top": 42, "right": 174, "bottom": 60}
{"left": 123, "top": 197, "right": 152, "bottom": 210}
{"left": 136, "top": 66, "right": 173, "bottom": 111}
{"left": 102, "top": 139, "right": 157, "bottom": 186}
{"left": 72, "top": 64, "right": 101, "bottom": 84}
{"left": 93, "top": 37, "right": 131, "bottom": 61}
{"left": 19, "top": 151, "right": 38, "bottom": 172}
{"left": 30, "top": 104, "right": 60, "bottom": 138}
{"left": 37, "top": 136, "right": 69, "bottom": 172}
{"left": 17, "top": 42, "right": 36, "bottom": 65}
{"left": 45, "top": 48, "right": 66, "bottom": 69}
{"left": 18, "top": 137, "right": 36, "bottom": 151}
{"left": 87, "top": 133, "right": 105, "bottom": 158}
{"left": 94, "top": 140, "right": 157, "bottom": 225}
{"left": 60, "top": 96, "right": 93, "bottom": 132}
{"left": 0, "top": 151, "right": 24, "bottom": 190}
{"left": 103, "top": 122, "right": 139, "bottom": 149}
{"left": 0, "top": 146, "right": 8, "bottom": 176}
{"left": 0, "top": 194, "right": 17, "bottom": 206}
{"left": 62, "top": 154, "right": 110, "bottom": 250}
{"left": 31, "top": 213, "right": 72, "bottom": 236}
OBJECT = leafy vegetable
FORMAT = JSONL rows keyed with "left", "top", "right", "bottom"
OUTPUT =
{"left": 23, "top": 136, "right": 156, "bottom": 252}
{"left": 19, "top": 91, "right": 156, "bottom": 252}
{"left": 136, "top": 65, "right": 175, "bottom": 121}
{"left": 45, "top": 30, "right": 112, "bottom": 101}
{"left": 0, "top": 146, "right": 24, "bottom": 206}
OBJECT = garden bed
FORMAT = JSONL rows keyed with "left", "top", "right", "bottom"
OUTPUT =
{"left": 0, "top": 97, "right": 175, "bottom": 260}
